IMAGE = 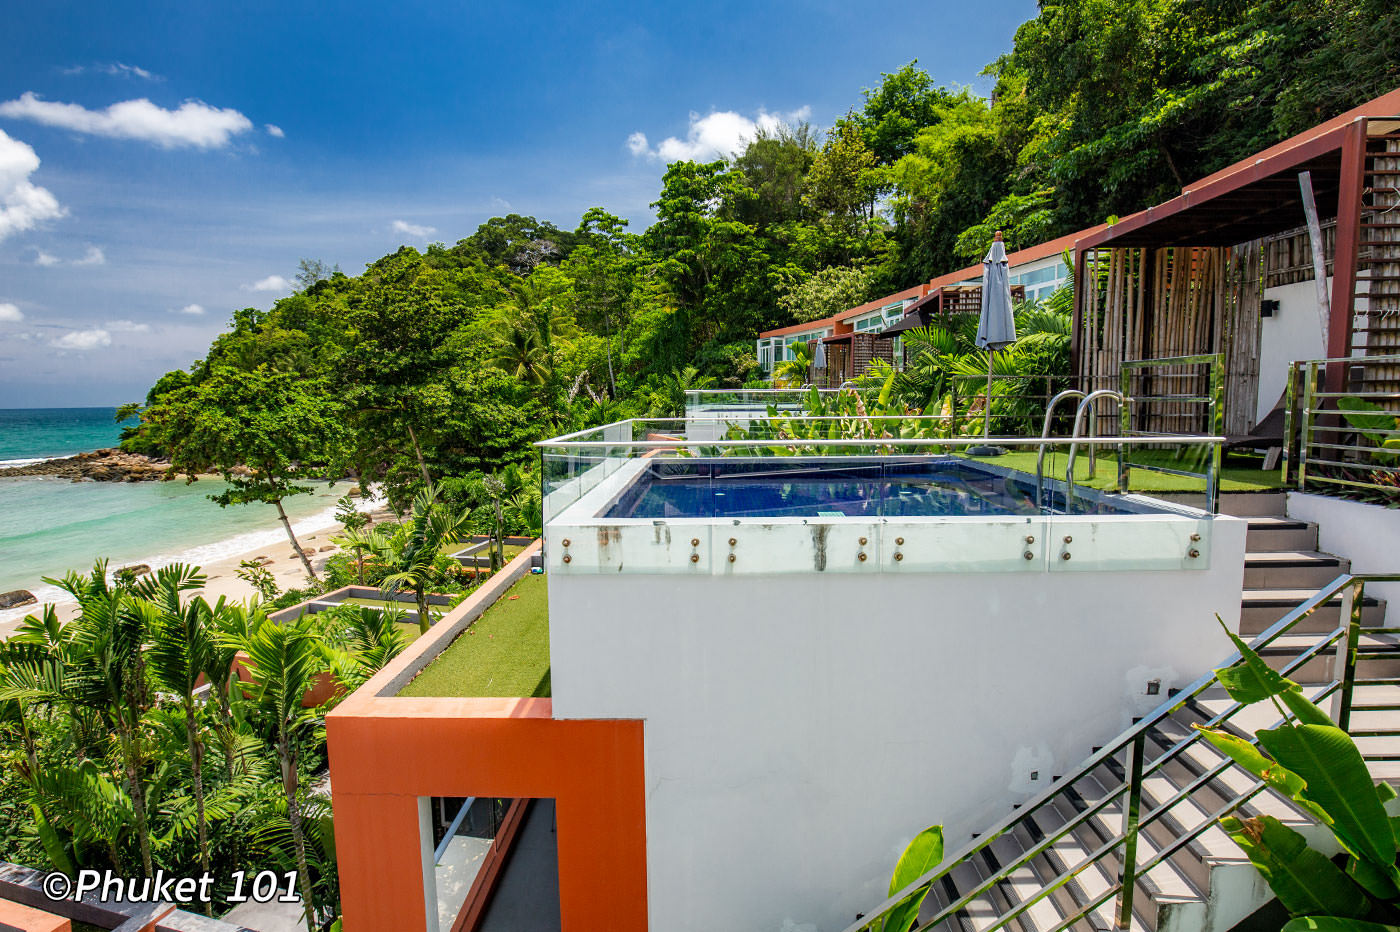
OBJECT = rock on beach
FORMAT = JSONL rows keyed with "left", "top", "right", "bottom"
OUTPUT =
{"left": 0, "top": 449, "right": 170, "bottom": 482}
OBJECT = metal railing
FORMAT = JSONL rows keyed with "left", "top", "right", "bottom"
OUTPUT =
{"left": 1283, "top": 353, "right": 1400, "bottom": 496}
{"left": 684, "top": 388, "right": 845, "bottom": 411}
{"left": 842, "top": 572, "right": 1400, "bottom": 932}
{"left": 536, "top": 417, "right": 1225, "bottom": 520}
{"left": 1117, "top": 354, "right": 1225, "bottom": 514}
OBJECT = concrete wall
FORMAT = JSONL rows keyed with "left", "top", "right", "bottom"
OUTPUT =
{"left": 546, "top": 517, "right": 1247, "bottom": 932}
{"left": 1287, "top": 492, "right": 1400, "bottom": 615}
{"left": 1258, "top": 278, "right": 1329, "bottom": 415}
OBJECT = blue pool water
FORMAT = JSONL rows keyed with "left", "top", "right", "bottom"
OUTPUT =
{"left": 603, "top": 458, "right": 1152, "bottom": 519}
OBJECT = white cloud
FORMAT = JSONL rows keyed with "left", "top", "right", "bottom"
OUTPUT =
{"left": 265, "top": 123, "right": 284, "bottom": 138}
{"left": 173, "top": 303, "right": 205, "bottom": 315}
{"left": 628, "top": 106, "right": 811, "bottom": 162}
{"left": 104, "top": 319, "right": 150, "bottom": 333}
{"left": 246, "top": 274, "right": 291, "bottom": 292}
{"left": 0, "top": 303, "right": 23, "bottom": 322}
{"left": 0, "top": 92, "right": 254, "bottom": 149}
{"left": 63, "top": 63, "right": 160, "bottom": 81}
{"left": 0, "top": 129, "right": 66, "bottom": 242}
{"left": 392, "top": 219, "right": 436, "bottom": 238}
{"left": 52, "top": 328, "right": 111, "bottom": 351}
{"left": 30, "top": 244, "right": 106, "bottom": 266}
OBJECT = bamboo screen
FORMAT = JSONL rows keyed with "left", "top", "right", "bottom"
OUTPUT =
{"left": 1358, "top": 130, "right": 1400, "bottom": 390}
{"left": 1079, "top": 243, "right": 1263, "bottom": 436}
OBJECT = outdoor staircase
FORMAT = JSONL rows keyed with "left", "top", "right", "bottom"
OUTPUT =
{"left": 845, "top": 492, "right": 1400, "bottom": 932}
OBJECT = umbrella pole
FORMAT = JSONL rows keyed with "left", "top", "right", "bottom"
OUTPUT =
{"left": 983, "top": 348, "right": 995, "bottom": 440}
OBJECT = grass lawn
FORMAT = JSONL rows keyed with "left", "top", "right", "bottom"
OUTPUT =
{"left": 398, "top": 573, "right": 550, "bottom": 698}
{"left": 962, "top": 448, "right": 1285, "bottom": 493}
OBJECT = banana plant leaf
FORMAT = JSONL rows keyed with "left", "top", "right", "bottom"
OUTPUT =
{"left": 882, "top": 824, "right": 944, "bottom": 932}
{"left": 1221, "top": 815, "right": 1369, "bottom": 919}
{"left": 1257, "top": 723, "right": 1400, "bottom": 872}
{"left": 1284, "top": 918, "right": 1400, "bottom": 932}
{"left": 1194, "top": 726, "right": 1328, "bottom": 822}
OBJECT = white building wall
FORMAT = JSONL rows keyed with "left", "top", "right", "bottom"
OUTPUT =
{"left": 1258, "top": 278, "right": 1330, "bottom": 415}
{"left": 546, "top": 517, "right": 1247, "bottom": 932}
{"left": 1286, "top": 492, "right": 1400, "bottom": 616}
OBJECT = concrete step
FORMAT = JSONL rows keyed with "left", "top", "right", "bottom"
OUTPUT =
{"left": 1243, "top": 551, "right": 1348, "bottom": 589}
{"left": 1257, "top": 632, "right": 1400, "bottom": 682}
{"left": 1243, "top": 517, "right": 1318, "bottom": 553}
{"left": 1218, "top": 492, "right": 1287, "bottom": 518}
{"left": 1240, "top": 589, "right": 1387, "bottom": 636}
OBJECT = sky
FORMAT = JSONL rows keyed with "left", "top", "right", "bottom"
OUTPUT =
{"left": 0, "top": 0, "right": 1038, "bottom": 407}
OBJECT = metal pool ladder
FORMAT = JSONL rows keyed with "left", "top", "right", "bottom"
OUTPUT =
{"left": 1034, "top": 389, "right": 1086, "bottom": 511}
{"left": 1065, "top": 390, "right": 1126, "bottom": 511}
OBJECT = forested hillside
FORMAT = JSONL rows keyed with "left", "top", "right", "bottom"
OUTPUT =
{"left": 124, "top": 0, "right": 1400, "bottom": 507}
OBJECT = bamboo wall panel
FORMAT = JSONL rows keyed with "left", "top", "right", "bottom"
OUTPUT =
{"left": 1079, "top": 244, "right": 1262, "bottom": 435}
{"left": 1359, "top": 131, "right": 1400, "bottom": 391}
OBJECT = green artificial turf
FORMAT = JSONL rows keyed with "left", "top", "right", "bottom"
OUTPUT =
{"left": 398, "top": 573, "right": 550, "bottom": 698}
{"left": 961, "top": 448, "right": 1285, "bottom": 493}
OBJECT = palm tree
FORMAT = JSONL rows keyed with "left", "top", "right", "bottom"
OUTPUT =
{"left": 647, "top": 365, "right": 715, "bottom": 418}
{"left": 230, "top": 614, "right": 329, "bottom": 932}
{"left": 381, "top": 484, "right": 472, "bottom": 633}
{"left": 48, "top": 562, "right": 161, "bottom": 877}
{"left": 773, "top": 339, "right": 814, "bottom": 387}
{"left": 490, "top": 323, "right": 549, "bottom": 385}
{"left": 330, "top": 524, "right": 390, "bottom": 585}
{"left": 136, "top": 564, "right": 216, "bottom": 879}
{"left": 327, "top": 605, "right": 409, "bottom": 690}
{"left": 201, "top": 597, "right": 262, "bottom": 782}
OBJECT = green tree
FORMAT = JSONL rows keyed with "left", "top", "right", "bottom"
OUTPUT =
{"left": 142, "top": 366, "right": 345, "bottom": 581}
{"left": 836, "top": 61, "right": 959, "bottom": 165}
{"left": 229, "top": 615, "right": 331, "bottom": 932}
{"left": 776, "top": 264, "right": 873, "bottom": 324}
{"left": 137, "top": 565, "right": 216, "bottom": 880}
{"left": 380, "top": 485, "right": 473, "bottom": 634}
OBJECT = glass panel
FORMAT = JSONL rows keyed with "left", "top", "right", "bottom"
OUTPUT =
{"left": 1045, "top": 514, "right": 1212, "bottom": 571}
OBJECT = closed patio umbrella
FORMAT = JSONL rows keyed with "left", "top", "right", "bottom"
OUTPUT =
{"left": 972, "top": 231, "right": 1017, "bottom": 454}
{"left": 811, "top": 338, "right": 826, "bottom": 371}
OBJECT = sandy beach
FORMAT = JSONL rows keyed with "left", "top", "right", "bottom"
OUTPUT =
{"left": 0, "top": 502, "right": 395, "bottom": 637}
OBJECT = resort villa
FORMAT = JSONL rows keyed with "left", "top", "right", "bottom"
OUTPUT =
{"left": 314, "top": 88, "right": 1400, "bottom": 932}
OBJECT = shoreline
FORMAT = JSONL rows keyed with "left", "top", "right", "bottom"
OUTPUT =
{"left": 0, "top": 496, "right": 393, "bottom": 637}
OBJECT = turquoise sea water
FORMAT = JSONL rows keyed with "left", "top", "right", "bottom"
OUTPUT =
{"left": 0, "top": 407, "right": 132, "bottom": 466}
{"left": 0, "top": 408, "right": 351, "bottom": 604}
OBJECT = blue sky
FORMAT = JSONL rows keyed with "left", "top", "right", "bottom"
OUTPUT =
{"left": 0, "top": 0, "right": 1037, "bottom": 407}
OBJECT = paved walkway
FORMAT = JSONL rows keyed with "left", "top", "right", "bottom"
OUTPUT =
{"left": 478, "top": 798, "right": 560, "bottom": 932}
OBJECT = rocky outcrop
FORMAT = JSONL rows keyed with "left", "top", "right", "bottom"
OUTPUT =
{"left": 0, "top": 589, "right": 36, "bottom": 610}
{"left": 0, "top": 449, "right": 171, "bottom": 482}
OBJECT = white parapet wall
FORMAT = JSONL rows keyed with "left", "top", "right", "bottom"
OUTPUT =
{"left": 544, "top": 472, "right": 1248, "bottom": 932}
{"left": 1287, "top": 491, "right": 1400, "bottom": 616}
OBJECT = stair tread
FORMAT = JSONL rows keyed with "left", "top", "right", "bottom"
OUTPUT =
{"left": 1244, "top": 550, "right": 1344, "bottom": 566}
{"left": 1241, "top": 588, "right": 1382, "bottom": 606}
{"left": 1245, "top": 517, "right": 1312, "bottom": 530}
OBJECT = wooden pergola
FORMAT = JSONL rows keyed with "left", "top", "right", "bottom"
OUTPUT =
{"left": 1072, "top": 89, "right": 1400, "bottom": 435}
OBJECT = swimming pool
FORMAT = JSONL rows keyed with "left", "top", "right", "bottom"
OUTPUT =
{"left": 601, "top": 457, "right": 1168, "bottom": 519}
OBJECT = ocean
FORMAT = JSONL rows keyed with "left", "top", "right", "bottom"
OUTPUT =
{"left": 0, "top": 407, "right": 353, "bottom": 613}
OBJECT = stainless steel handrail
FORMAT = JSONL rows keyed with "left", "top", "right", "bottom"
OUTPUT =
{"left": 1286, "top": 353, "right": 1400, "bottom": 496}
{"left": 1034, "top": 390, "right": 1087, "bottom": 510}
{"left": 1065, "top": 390, "right": 1125, "bottom": 511}
{"left": 841, "top": 572, "right": 1400, "bottom": 932}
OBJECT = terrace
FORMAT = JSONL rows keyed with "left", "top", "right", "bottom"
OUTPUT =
{"left": 534, "top": 411, "right": 1250, "bottom": 932}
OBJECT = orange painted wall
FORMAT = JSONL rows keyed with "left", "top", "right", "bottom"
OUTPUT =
{"left": 0, "top": 899, "right": 71, "bottom": 932}
{"left": 327, "top": 542, "right": 648, "bottom": 932}
{"left": 329, "top": 699, "right": 647, "bottom": 932}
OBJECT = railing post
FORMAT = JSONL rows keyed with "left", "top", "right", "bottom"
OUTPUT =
{"left": 1116, "top": 731, "right": 1147, "bottom": 929}
{"left": 1281, "top": 361, "right": 1298, "bottom": 486}
{"left": 1208, "top": 354, "right": 1224, "bottom": 515}
{"left": 1336, "top": 579, "right": 1366, "bottom": 731}
{"left": 1299, "top": 362, "right": 1317, "bottom": 491}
